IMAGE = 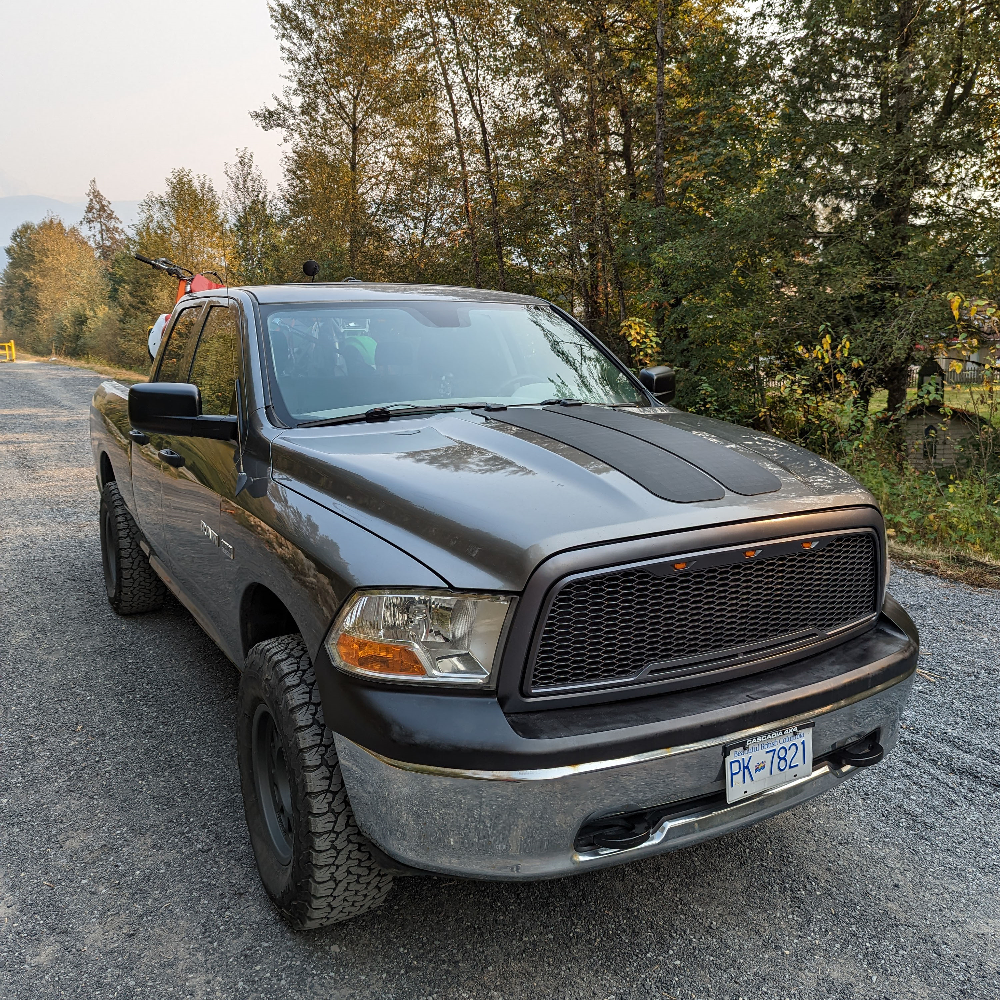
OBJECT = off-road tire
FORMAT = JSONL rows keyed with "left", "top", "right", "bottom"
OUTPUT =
{"left": 99, "top": 481, "right": 166, "bottom": 615}
{"left": 237, "top": 634, "right": 393, "bottom": 929}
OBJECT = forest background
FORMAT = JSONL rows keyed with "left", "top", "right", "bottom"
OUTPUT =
{"left": 3, "top": 0, "right": 1000, "bottom": 563}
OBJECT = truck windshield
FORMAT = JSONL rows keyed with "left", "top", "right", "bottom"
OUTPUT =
{"left": 260, "top": 300, "right": 645, "bottom": 424}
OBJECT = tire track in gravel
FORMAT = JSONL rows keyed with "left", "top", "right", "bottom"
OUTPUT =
{"left": 1, "top": 361, "right": 998, "bottom": 1000}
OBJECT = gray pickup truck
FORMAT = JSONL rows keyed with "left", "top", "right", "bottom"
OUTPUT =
{"left": 90, "top": 282, "right": 918, "bottom": 929}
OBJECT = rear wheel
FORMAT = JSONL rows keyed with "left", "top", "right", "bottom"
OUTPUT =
{"left": 237, "top": 634, "right": 393, "bottom": 929}
{"left": 99, "top": 481, "right": 166, "bottom": 615}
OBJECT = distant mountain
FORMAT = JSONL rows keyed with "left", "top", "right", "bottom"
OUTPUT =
{"left": 1, "top": 196, "right": 140, "bottom": 263}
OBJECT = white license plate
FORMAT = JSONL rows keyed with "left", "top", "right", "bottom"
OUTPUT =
{"left": 725, "top": 725, "right": 813, "bottom": 804}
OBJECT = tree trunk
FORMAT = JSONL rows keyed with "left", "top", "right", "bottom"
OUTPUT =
{"left": 444, "top": 7, "right": 506, "bottom": 289}
{"left": 617, "top": 81, "right": 638, "bottom": 201}
{"left": 348, "top": 119, "right": 360, "bottom": 275}
{"left": 583, "top": 39, "right": 627, "bottom": 323}
{"left": 886, "top": 362, "right": 910, "bottom": 413}
{"left": 426, "top": 4, "right": 481, "bottom": 287}
{"left": 536, "top": 28, "right": 586, "bottom": 311}
{"left": 654, "top": 0, "right": 666, "bottom": 208}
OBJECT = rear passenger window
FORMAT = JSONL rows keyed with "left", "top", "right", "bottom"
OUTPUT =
{"left": 189, "top": 304, "right": 240, "bottom": 416}
{"left": 157, "top": 307, "right": 203, "bottom": 383}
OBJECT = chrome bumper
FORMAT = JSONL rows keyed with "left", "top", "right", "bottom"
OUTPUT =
{"left": 335, "top": 671, "right": 914, "bottom": 880}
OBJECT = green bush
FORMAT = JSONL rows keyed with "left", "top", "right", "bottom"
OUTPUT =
{"left": 753, "top": 335, "right": 1000, "bottom": 556}
{"left": 845, "top": 451, "right": 1000, "bottom": 554}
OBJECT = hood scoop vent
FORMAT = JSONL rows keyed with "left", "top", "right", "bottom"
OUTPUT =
{"left": 477, "top": 405, "right": 780, "bottom": 503}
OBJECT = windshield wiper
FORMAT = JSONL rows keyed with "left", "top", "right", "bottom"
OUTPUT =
{"left": 535, "top": 399, "right": 650, "bottom": 409}
{"left": 297, "top": 403, "right": 489, "bottom": 428}
{"left": 501, "top": 398, "right": 584, "bottom": 408}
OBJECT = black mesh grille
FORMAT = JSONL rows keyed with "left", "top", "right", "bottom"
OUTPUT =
{"left": 528, "top": 533, "right": 879, "bottom": 693}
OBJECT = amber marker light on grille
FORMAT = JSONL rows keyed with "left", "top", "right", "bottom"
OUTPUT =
{"left": 801, "top": 541, "right": 814, "bottom": 550}
{"left": 336, "top": 634, "right": 427, "bottom": 676}
{"left": 673, "top": 561, "right": 688, "bottom": 570}
{"left": 744, "top": 549, "right": 759, "bottom": 558}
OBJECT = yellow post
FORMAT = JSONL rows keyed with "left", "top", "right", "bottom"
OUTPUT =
{"left": 0, "top": 340, "right": 15, "bottom": 361}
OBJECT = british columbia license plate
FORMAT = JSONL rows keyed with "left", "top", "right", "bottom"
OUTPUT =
{"left": 724, "top": 725, "right": 813, "bottom": 804}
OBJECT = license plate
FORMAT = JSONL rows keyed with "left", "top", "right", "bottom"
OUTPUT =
{"left": 724, "top": 725, "right": 813, "bottom": 804}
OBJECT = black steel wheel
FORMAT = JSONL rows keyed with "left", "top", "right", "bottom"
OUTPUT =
{"left": 251, "top": 703, "right": 294, "bottom": 864}
{"left": 100, "top": 501, "right": 119, "bottom": 600}
{"left": 237, "top": 633, "right": 393, "bottom": 929}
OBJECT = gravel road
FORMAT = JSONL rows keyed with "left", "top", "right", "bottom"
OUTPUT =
{"left": 1, "top": 360, "right": 998, "bottom": 1000}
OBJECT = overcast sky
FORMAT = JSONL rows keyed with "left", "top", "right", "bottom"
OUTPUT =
{"left": 0, "top": 0, "right": 286, "bottom": 203}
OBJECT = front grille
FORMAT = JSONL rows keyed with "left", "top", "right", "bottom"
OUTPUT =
{"left": 527, "top": 531, "right": 879, "bottom": 694}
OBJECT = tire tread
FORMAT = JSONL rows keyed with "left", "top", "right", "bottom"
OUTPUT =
{"left": 242, "top": 634, "right": 393, "bottom": 929}
{"left": 101, "top": 481, "right": 166, "bottom": 615}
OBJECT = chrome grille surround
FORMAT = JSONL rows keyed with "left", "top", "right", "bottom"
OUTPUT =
{"left": 525, "top": 530, "right": 880, "bottom": 696}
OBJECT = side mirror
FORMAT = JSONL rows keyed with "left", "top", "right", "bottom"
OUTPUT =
{"left": 147, "top": 313, "right": 169, "bottom": 361}
{"left": 639, "top": 365, "right": 676, "bottom": 404}
{"left": 129, "top": 383, "right": 237, "bottom": 441}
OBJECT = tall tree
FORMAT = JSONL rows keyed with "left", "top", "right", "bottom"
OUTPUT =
{"left": 424, "top": 0, "right": 482, "bottom": 286}
{"left": 442, "top": 0, "right": 507, "bottom": 288}
{"left": 1, "top": 217, "right": 107, "bottom": 356}
{"left": 255, "top": 0, "right": 426, "bottom": 276}
{"left": 766, "top": 0, "right": 1000, "bottom": 411}
{"left": 81, "top": 179, "right": 125, "bottom": 264}
{"left": 224, "top": 149, "right": 285, "bottom": 284}
{"left": 653, "top": 0, "right": 666, "bottom": 207}
{"left": 108, "top": 169, "right": 228, "bottom": 368}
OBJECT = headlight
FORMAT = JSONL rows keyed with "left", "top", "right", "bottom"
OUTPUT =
{"left": 326, "top": 591, "right": 512, "bottom": 687}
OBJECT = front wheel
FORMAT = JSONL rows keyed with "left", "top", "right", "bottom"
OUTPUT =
{"left": 237, "top": 634, "right": 393, "bottom": 929}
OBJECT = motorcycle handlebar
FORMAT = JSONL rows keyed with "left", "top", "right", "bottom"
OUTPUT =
{"left": 133, "top": 253, "right": 194, "bottom": 280}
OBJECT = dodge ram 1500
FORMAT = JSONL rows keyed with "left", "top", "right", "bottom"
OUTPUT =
{"left": 90, "top": 282, "right": 917, "bottom": 928}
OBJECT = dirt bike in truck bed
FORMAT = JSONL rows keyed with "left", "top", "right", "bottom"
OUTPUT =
{"left": 90, "top": 279, "right": 917, "bottom": 929}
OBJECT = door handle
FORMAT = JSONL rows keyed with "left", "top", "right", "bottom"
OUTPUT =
{"left": 129, "top": 428, "right": 149, "bottom": 445}
{"left": 158, "top": 448, "right": 184, "bottom": 468}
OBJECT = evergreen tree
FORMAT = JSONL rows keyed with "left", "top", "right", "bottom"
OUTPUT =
{"left": 81, "top": 179, "right": 125, "bottom": 264}
{"left": 224, "top": 149, "right": 286, "bottom": 284}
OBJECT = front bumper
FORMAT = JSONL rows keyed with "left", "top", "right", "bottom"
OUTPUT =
{"left": 335, "top": 605, "right": 917, "bottom": 880}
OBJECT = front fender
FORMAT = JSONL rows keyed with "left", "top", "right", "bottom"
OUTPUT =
{"left": 222, "top": 481, "right": 450, "bottom": 665}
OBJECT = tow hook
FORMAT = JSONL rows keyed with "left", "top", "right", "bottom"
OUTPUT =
{"left": 591, "top": 818, "right": 652, "bottom": 851}
{"left": 832, "top": 732, "right": 884, "bottom": 768}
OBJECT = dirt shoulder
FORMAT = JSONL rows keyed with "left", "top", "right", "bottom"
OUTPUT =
{"left": 8, "top": 351, "right": 146, "bottom": 385}
{"left": 889, "top": 539, "right": 1000, "bottom": 589}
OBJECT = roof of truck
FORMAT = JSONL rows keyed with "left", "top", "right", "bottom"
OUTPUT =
{"left": 240, "top": 282, "right": 549, "bottom": 306}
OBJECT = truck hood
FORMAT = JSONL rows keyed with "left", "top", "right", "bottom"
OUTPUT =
{"left": 271, "top": 406, "right": 875, "bottom": 591}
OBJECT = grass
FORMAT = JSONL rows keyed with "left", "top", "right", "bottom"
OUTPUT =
{"left": 838, "top": 444, "right": 1000, "bottom": 588}
{"left": 11, "top": 350, "right": 147, "bottom": 385}
{"left": 869, "top": 385, "right": 1000, "bottom": 424}
{"left": 847, "top": 450, "right": 1000, "bottom": 546}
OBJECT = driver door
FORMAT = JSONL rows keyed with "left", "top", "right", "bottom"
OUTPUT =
{"left": 158, "top": 300, "right": 242, "bottom": 628}
{"left": 130, "top": 304, "right": 205, "bottom": 556}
